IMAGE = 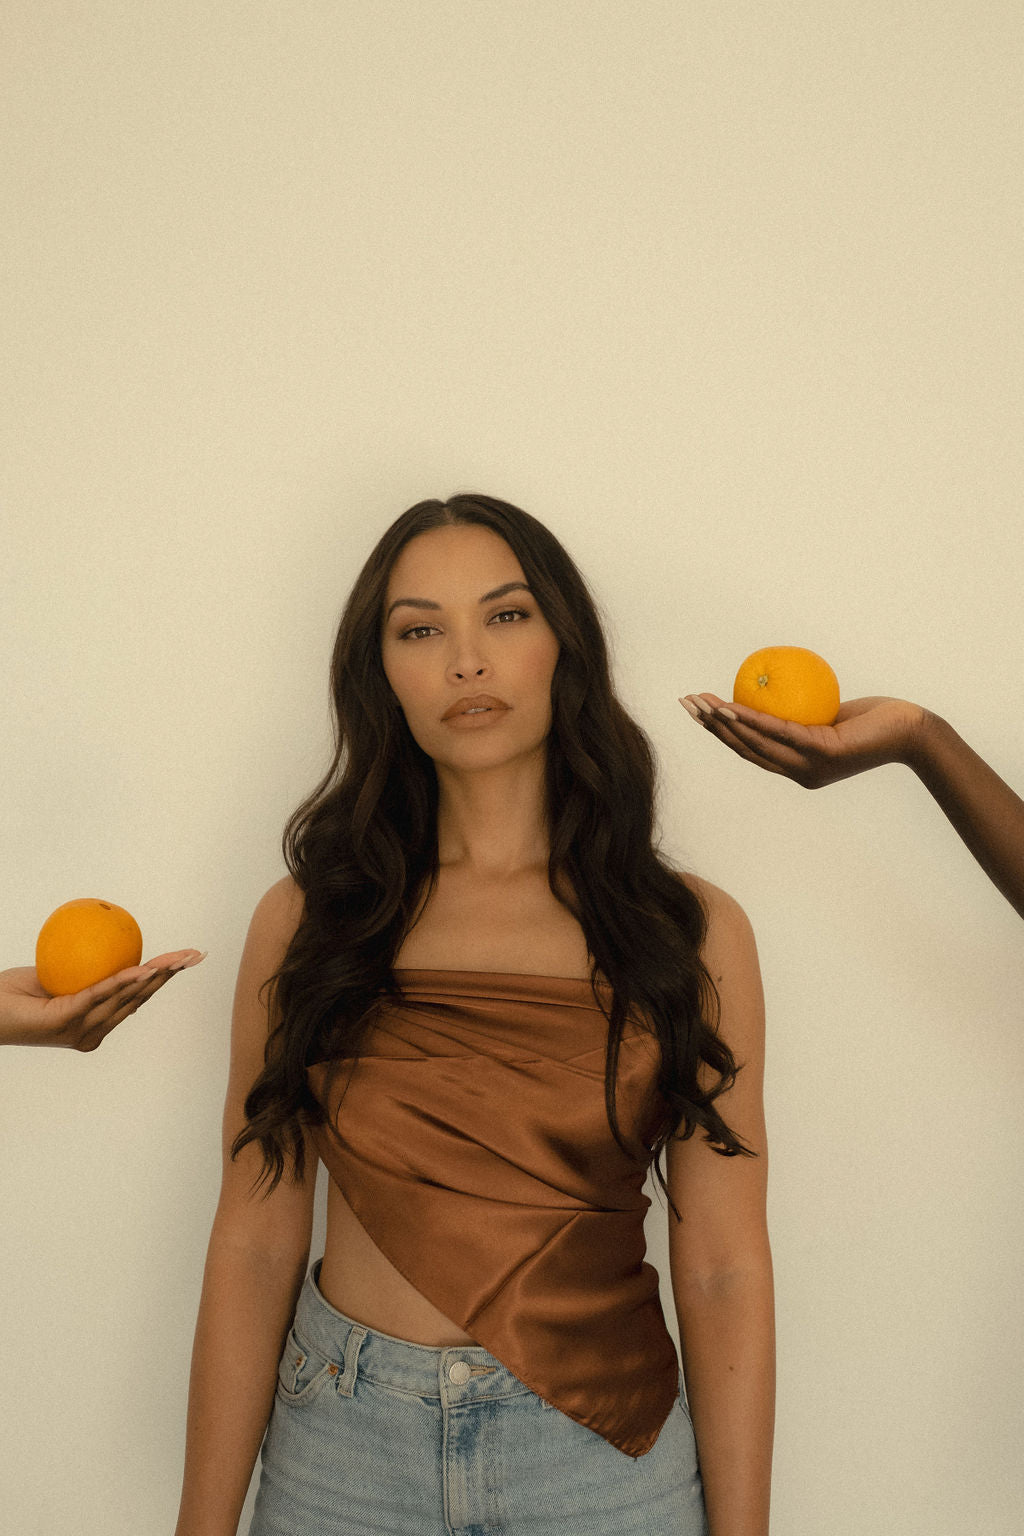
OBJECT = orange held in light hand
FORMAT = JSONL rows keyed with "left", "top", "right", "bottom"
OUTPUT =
{"left": 35, "top": 898, "right": 144, "bottom": 996}
{"left": 733, "top": 646, "right": 841, "bottom": 726}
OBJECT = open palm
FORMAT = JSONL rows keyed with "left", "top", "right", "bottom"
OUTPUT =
{"left": 0, "top": 949, "right": 204, "bottom": 1049}
{"left": 681, "top": 694, "right": 928, "bottom": 789}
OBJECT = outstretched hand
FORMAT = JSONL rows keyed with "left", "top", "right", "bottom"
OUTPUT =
{"left": 679, "top": 694, "right": 928, "bottom": 789}
{"left": 0, "top": 949, "right": 206, "bottom": 1050}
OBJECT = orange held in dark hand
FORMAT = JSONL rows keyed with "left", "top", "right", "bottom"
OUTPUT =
{"left": 733, "top": 645, "right": 840, "bottom": 726}
{"left": 35, "top": 898, "right": 144, "bottom": 996}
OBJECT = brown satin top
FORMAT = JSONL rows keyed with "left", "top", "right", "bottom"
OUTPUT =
{"left": 306, "top": 968, "right": 680, "bottom": 1459}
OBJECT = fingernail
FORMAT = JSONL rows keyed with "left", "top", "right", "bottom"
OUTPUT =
{"left": 717, "top": 707, "right": 738, "bottom": 721}
{"left": 691, "top": 696, "right": 713, "bottom": 716}
{"left": 678, "top": 698, "right": 701, "bottom": 721}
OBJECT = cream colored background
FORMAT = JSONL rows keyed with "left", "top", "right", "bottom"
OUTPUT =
{"left": 2, "top": 3, "right": 1021, "bottom": 1532}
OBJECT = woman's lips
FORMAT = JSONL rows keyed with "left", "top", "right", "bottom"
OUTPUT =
{"left": 443, "top": 706, "right": 510, "bottom": 728}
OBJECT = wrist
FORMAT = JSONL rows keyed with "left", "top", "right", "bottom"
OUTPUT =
{"left": 900, "top": 704, "right": 943, "bottom": 773}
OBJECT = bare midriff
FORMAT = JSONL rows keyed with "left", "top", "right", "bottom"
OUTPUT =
{"left": 315, "top": 863, "right": 594, "bottom": 1347}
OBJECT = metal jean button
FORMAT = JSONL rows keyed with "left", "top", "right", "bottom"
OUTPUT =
{"left": 448, "top": 1360, "right": 471, "bottom": 1385}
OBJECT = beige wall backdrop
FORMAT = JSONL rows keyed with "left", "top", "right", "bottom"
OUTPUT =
{"left": 2, "top": 4, "right": 1021, "bottom": 1532}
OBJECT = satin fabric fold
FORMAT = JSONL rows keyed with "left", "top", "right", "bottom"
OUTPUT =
{"left": 306, "top": 969, "right": 680, "bottom": 1458}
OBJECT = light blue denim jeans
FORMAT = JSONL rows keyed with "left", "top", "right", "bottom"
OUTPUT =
{"left": 248, "top": 1256, "right": 707, "bottom": 1536}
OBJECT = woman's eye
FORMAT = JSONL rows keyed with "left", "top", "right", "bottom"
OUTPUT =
{"left": 399, "top": 607, "right": 529, "bottom": 641}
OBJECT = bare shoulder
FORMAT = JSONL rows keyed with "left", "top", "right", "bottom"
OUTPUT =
{"left": 676, "top": 868, "right": 745, "bottom": 919}
{"left": 237, "top": 875, "right": 307, "bottom": 1014}
{"left": 212, "top": 872, "right": 316, "bottom": 1257}
{"left": 256, "top": 872, "right": 306, "bottom": 930}
{"left": 675, "top": 871, "right": 757, "bottom": 981}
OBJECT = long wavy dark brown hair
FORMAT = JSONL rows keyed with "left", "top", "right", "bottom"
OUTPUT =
{"left": 232, "top": 493, "right": 753, "bottom": 1220}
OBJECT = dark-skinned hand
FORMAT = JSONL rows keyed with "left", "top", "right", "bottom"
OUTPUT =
{"left": 679, "top": 694, "right": 927, "bottom": 788}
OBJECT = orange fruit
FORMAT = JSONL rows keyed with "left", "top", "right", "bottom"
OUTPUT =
{"left": 733, "top": 645, "right": 840, "bottom": 726}
{"left": 35, "top": 897, "right": 143, "bottom": 996}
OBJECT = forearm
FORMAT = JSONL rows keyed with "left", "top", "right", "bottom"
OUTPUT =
{"left": 906, "top": 712, "right": 1024, "bottom": 919}
{"left": 174, "top": 1235, "right": 308, "bottom": 1536}
{"left": 675, "top": 1257, "right": 775, "bottom": 1536}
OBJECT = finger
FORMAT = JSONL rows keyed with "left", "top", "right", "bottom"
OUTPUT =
{"left": 73, "top": 965, "right": 177, "bottom": 1035}
{"left": 75, "top": 998, "right": 142, "bottom": 1051}
{"left": 115, "top": 952, "right": 203, "bottom": 988}
{"left": 130, "top": 969, "right": 177, "bottom": 1003}
{"left": 683, "top": 693, "right": 806, "bottom": 748}
{"left": 681, "top": 696, "right": 809, "bottom": 778}
{"left": 681, "top": 694, "right": 742, "bottom": 730}
{"left": 76, "top": 974, "right": 170, "bottom": 1046}
{"left": 712, "top": 702, "right": 819, "bottom": 750}
{"left": 71, "top": 965, "right": 165, "bottom": 1009}
{"left": 689, "top": 706, "right": 796, "bottom": 775}
{"left": 706, "top": 722, "right": 798, "bottom": 777}
{"left": 708, "top": 711, "right": 818, "bottom": 774}
{"left": 139, "top": 949, "right": 206, "bottom": 973}
{"left": 682, "top": 694, "right": 771, "bottom": 750}
{"left": 111, "top": 949, "right": 207, "bottom": 1006}
{"left": 108, "top": 967, "right": 178, "bottom": 1014}
{"left": 683, "top": 696, "right": 833, "bottom": 787}
{"left": 68, "top": 949, "right": 205, "bottom": 1005}
{"left": 681, "top": 696, "right": 770, "bottom": 763}
{"left": 106, "top": 990, "right": 152, "bottom": 1025}
{"left": 682, "top": 693, "right": 730, "bottom": 716}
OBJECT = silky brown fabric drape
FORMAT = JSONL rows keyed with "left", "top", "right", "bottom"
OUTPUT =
{"left": 307, "top": 969, "right": 679, "bottom": 1458}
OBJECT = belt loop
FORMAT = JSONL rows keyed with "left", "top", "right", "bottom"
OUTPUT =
{"left": 336, "top": 1323, "right": 367, "bottom": 1398}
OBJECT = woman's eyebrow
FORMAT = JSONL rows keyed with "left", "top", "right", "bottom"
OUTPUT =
{"left": 385, "top": 581, "right": 532, "bottom": 622}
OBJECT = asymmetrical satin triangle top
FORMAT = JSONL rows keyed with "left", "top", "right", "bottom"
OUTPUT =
{"left": 306, "top": 968, "right": 679, "bottom": 1458}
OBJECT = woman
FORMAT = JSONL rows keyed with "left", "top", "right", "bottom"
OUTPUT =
{"left": 174, "top": 494, "right": 774, "bottom": 1536}
{"left": 6, "top": 690, "right": 1018, "bottom": 1047}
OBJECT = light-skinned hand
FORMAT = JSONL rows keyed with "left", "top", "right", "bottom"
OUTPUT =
{"left": 0, "top": 950, "right": 207, "bottom": 1050}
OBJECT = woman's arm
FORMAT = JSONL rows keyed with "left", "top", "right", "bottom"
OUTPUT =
{"left": 680, "top": 695, "right": 1024, "bottom": 919}
{"left": 667, "top": 878, "right": 774, "bottom": 1536}
{"left": 174, "top": 1238, "right": 310, "bottom": 1536}
{"left": 175, "top": 877, "right": 315, "bottom": 1535}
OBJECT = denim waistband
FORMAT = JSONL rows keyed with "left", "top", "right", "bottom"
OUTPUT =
{"left": 291, "top": 1257, "right": 541, "bottom": 1404}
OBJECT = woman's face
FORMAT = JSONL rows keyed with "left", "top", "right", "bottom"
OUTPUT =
{"left": 380, "top": 524, "right": 561, "bottom": 769}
